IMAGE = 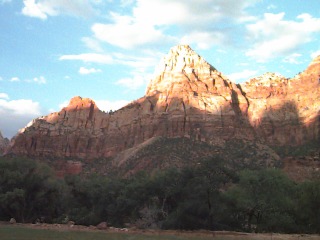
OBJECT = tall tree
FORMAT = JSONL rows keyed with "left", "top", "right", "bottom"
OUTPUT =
{"left": 224, "top": 169, "right": 297, "bottom": 232}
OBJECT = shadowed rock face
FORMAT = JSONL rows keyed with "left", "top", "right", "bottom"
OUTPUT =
{"left": 5, "top": 45, "right": 320, "bottom": 159}
{"left": 0, "top": 131, "right": 9, "bottom": 155}
{"left": 241, "top": 56, "right": 320, "bottom": 145}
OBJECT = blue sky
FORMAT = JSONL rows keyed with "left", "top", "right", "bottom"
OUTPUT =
{"left": 0, "top": 0, "right": 319, "bottom": 138}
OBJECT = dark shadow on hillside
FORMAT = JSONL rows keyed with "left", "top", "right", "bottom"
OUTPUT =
{"left": 255, "top": 101, "right": 305, "bottom": 145}
{"left": 105, "top": 94, "right": 319, "bottom": 177}
{"left": 3, "top": 85, "right": 319, "bottom": 179}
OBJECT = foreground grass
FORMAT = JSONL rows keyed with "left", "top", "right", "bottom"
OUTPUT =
{"left": 0, "top": 225, "right": 228, "bottom": 240}
{"left": 0, "top": 225, "right": 319, "bottom": 240}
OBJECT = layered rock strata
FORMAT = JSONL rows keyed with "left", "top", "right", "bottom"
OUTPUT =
{"left": 5, "top": 45, "right": 320, "bottom": 159}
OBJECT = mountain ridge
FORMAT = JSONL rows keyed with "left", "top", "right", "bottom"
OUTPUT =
{"left": 4, "top": 45, "right": 320, "bottom": 172}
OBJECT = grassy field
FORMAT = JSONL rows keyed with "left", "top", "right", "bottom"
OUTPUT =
{"left": 0, "top": 224, "right": 319, "bottom": 240}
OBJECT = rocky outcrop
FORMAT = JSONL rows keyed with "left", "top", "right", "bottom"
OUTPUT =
{"left": 5, "top": 45, "right": 320, "bottom": 161}
{"left": 6, "top": 96, "right": 109, "bottom": 159}
{"left": 241, "top": 58, "right": 320, "bottom": 145}
{"left": 0, "top": 131, "right": 9, "bottom": 155}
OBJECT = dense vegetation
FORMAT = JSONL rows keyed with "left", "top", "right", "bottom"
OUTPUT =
{"left": 0, "top": 157, "right": 319, "bottom": 234}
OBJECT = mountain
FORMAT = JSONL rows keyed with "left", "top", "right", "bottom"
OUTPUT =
{"left": 4, "top": 45, "right": 320, "bottom": 176}
{"left": 0, "top": 130, "right": 9, "bottom": 155}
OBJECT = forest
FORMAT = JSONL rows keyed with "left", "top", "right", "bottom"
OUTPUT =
{"left": 0, "top": 156, "right": 319, "bottom": 234}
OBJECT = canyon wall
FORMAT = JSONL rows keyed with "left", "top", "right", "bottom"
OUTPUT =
{"left": 5, "top": 45, "right": 320, "bottom": 159}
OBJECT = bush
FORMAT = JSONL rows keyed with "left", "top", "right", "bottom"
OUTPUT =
{"left": 0, "top": 157, "right": 66, "bottom": 223}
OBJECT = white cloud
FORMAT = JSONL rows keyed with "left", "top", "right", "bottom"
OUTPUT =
{"left": 120, "top": 0, "right": 134, "bottom": 7}
{"left": 246, "top": 13, "right": 320, "bottom": 62}
{"left": 91, "top": 0, "right": 258, "bottom": 49}
{"left": 0, "top": 76, "right": 3, "bottom": 81}
{"left": 0, "top": 97, "right": 42, "bottom": 138}
{"left": 22, "top": 0, "right": 53, "bottom": 20}
{"left": 0, "top": 93, "right": 9, "bottom": 99}
{"left": 33, "top": 76, "right": 47, "bottom": 84}
{"left": 0, "top": 97, "right": 42, "bottom": 137}
{"left": 133, "top": 0, "right": 257, "bottom": 27}
{"left": 60, "top": 53, "right": 113, "bottom": 64}
{"left": 10, "top": 76, "right": 47, "bottom": 84}
{"left": 60, "top": 51, "right": 160, "bottom": 75}
{"left": 227, "top": 69, "right": 258, "bottom": 82}
{"left": 82, "top": 37, "right": 104, "bottom": 52}
{"left": 283, "top": 53, "right": 302, "bottom": 64}
{"left": 0, "top": 98, "right": 41, "bottom": 116}
{"left": 92, "top": 15, "right": 175, "bottom": 49}
{"left": 180, "top": 31, "right": 227, "bottom": 50}
{"left": 115, "top": 71, "right": 152, "bottom": 90}
{"left": 95, "top": 99, "right": 130, "bottom": 112}
{"left": 79, "top": 67, "right": 102, "bottom": 75}
{"left": 60, "top": 51, "right": 158, "bottom": 91}
{"left": 114, "top": 51, "right": 161, "bottom": 69}
{"left": 21, "top": 0, "right": 96, "bottom": 20}
{"left": 311, "top": 50, "right": 320, "bottom": 59}
{"left": 10, "top": 77, "right": 20, "bottom": 82}
{"left": 132, "top": 1, "right": 195, "bottom": 27}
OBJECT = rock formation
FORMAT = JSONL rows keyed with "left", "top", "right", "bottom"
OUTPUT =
{"left": 0, "top": 130, "right": 9, "bottom": 155}
{"left": 5, "top": 45, "right": 320, "bottom": 163}
{"left": 7, "top": 96, "right": 108, "bottom": 159}
{"left": 241, "top": 59, "right": 320, "bottom": 145}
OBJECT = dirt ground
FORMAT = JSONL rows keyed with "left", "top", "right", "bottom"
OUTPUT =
{"left": 1, "top": 221, "right": 319, "bottom": 240}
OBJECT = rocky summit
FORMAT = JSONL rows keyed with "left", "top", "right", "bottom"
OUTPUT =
{"left": 4, "top": 45, "right": 320, "bottom": 172}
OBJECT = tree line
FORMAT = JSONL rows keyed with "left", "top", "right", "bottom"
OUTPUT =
{"left": 0, "top": 156, "right": 319, "bottom": 233}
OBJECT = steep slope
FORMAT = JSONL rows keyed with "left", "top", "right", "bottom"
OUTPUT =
{"left": 5, "top": 45, "right": 320, "bottom": 163}
{"left": 0, "top": 130, "right": 9, "bottom": 155}
{"left": 144, "top": 45, "right": 254, "bottom": 143}
{"left": 6, "top": 97, "right": 108, "bottom": 158}
{"left": 105, "top": 137, "right": 281, "bottom": 177}
{"left": 241, "top": 55, "right": 320, "bottom": 145}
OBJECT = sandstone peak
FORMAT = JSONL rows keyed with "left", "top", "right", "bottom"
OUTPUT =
{"left": 64, "top": 96, "right": 99, "bottom": 111}
{"left": 311, "top": 55, "right": 320, "bottom": 64}
{"left": 244, "top": 72, "right": 288, "bottom": 87}
{"left": 304, "top": 55, "right": 320, "bottom": 75}
{"left": 5, "top": 45, "right": 320, "bottom": 166}
{"left": 146, "top": 45, "right": 217, "bottom": 96}
{"left": 155, "top": 44, "right": 215, "bottom": 75}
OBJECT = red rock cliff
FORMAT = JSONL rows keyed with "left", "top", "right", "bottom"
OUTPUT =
{"left": 5, "top": 46, "right": 320, "bottom": 159}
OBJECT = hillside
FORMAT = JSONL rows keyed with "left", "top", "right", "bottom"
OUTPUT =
{"left": 0, "top": 131, "right": 9, "bottom": 155}
{"left": 4, "top": 45, "right": 320, "bottom": 177}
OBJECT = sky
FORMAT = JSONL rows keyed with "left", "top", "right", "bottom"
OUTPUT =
{"left": 0, "top": 0, "right": 320, "bottom": 138}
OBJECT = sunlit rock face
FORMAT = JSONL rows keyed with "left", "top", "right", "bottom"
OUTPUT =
{"left": 7, "top": 96, "right": 109, "bottom": 158}
{"left": 5, "top": 46, "right": 320, "bottom": 159}
{"left": 144, "top": 44, "right": 253, "bottom": 143}
{"left": 241, "top": 56, "right": 320, "bottom": 145}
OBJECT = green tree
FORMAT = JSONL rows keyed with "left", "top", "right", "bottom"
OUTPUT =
{"left": 295, "top": 180, "right": 320, "bottom": 233}
{"left": 160, "top": 159, "right": 235, "bottom": 230}
{"left": 0, "top": 157, "right": 65, "bottom": 223}
{"left": 224, "top": 169, "right": 297, "bottom": 232}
